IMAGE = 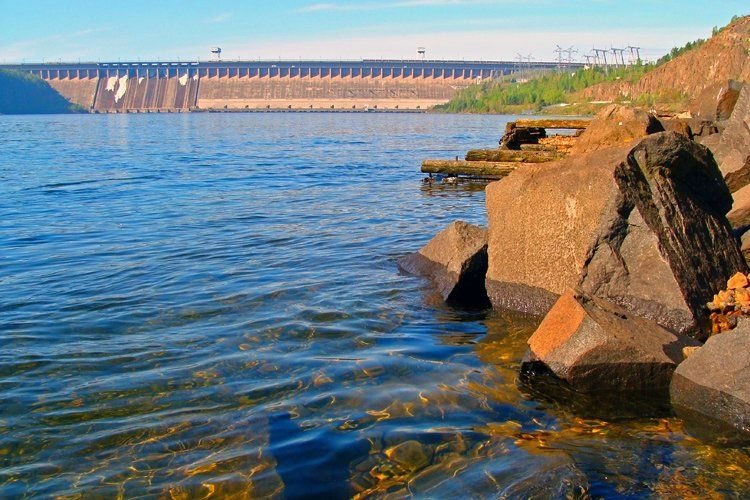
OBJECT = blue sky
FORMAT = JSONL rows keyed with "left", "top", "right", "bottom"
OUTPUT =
{"left": 0, "top": 1, "right": 746, "bottom": 63}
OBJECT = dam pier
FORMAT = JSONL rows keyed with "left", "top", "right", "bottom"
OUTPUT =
{"left": 2, "top": 59, "right": 580, "bottom": 112}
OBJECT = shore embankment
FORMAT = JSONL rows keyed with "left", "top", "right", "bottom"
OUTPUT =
{"left": 401, "top": 78, "right": 750, "bottom": 439}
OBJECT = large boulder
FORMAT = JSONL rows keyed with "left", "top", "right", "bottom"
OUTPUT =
{"left": 397, "top": 221, "right": 489, "bottom": 306}
{"left": 671, "top": 321, "right": 750, "bottom": 437}
{"left": 486, "top": 131, "right": 747, "bottom": 335}
{"left": 688, "top": 80, "right": 743, "bottom": 123}
{"left": 728, "top": 183, "right": 750, "bottom": 228}
{"left": 701, "top": 83, "right": 750, "bottom": 183}
{"left": 658, "top": 118, "right": 693, "bottom": 139}
{"left": 522, "top": 292, "right": 700, "bottom": 392}
{"left": 569, "top": 104, "right": 664, "bottom": 156}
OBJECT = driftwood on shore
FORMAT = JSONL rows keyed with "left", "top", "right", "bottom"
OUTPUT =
{"left": 512, "top": 119, "right": 590, "bottom": 130}
{"left": 465, "top": 149, "right": 563, "bottom": 163}
{"left": 421, "top": 159, "right": 523, "bottom": 177}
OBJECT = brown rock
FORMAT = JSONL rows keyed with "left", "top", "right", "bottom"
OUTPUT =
{"left": 569, "top": 104, "right": 664, "bottom": 156}
{"left": 384, "top": 440, "right": 432, "bottom": 471}
{"left": 718, "top": 289, "right": 735, "bottom": 305}
{"left": 727, "top": 272, "right": 749, "bottom": 289}
{"left": 500, "top": 124, "right": 547, "bottom": 150}
{"left": 659, "top": 118, "right": 693, "bottom": 139}
{"left": 710, "top": 312, "right": 731, "bottom": 335}
{"left": 702, "top": 84, "right": 750, "bottom": 181}
{"left": 682, "top": 346, "right": 701, "bottom": 359}
{"left": 728, "top": 184, "right": 750, "bottom": 228}
{"left": 735, "top": 287, "right": 750, "bottom": 305}
{"left": 688, "top": 80, "right": 743, "bottom": 122}
{"left": 742, "top": 230, "right": 750, "bottom": 264}
{"left": 486, "top": 131, "right": 747, "bottom": 335}
{"left": 671, "top": 322, "right": 750, "bottom": 437}
{"left": 398, "top": 220, "right": 489, "bottom": 306}
{"left": 522, "top": 292, "right": 700, "bottom": 392}
{"left": 723, "top": 154, "right": 750, "bottom": 193}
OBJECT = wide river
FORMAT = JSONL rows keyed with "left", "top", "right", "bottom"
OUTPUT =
{"left": 1, "top": 113, "right": 750, "bottom": 498}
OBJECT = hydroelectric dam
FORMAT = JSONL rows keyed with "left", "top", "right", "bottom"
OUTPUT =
{"left": 2, "top": 59, "right": 581, "bottom": 112}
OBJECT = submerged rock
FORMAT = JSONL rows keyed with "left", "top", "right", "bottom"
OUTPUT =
{"left": 397, "top": 220, "right": 489, "bottom": 306}
{"left": 486, "top": 132, "right": 746, "bottom": 335}
{"left": 521, "top": 291, "right": 700, "bottom": 392}
{"left": 569, "top": 104, "right": 664, "bottom": 156}
{"left": 671, "top": 321, "right": 750, "bottom": 438}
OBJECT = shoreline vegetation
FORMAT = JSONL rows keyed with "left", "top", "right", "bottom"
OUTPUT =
{"left": 0, "top": 69, "right": 85, "bottom": 115}
{"left": 434, "top": 14, "right": 744, "bottom": 116}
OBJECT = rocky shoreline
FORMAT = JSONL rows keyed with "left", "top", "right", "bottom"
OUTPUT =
{"left": 400, "top": 82, "right": 750, "bottom": 440}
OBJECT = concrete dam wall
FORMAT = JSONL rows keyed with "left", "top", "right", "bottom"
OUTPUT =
{"left": 4, "top": 60, "right": 579, "bottom": 111}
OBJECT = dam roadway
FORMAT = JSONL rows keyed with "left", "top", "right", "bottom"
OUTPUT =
{"left": 2, "top": 59, "right": 582, "bottom": 111}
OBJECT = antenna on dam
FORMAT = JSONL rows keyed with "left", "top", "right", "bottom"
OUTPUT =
{"left": 210, "top": 47, "right": 222, "bottom": 61}
{"left": 417, "top": 47, "right": 426, "bottom": 60}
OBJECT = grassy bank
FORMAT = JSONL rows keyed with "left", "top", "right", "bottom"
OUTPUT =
{"left": 434, "top": 64, "right": 652, "bottom": 115}
{"left": 0, "top": 69, "right": 85, "bottom": 114}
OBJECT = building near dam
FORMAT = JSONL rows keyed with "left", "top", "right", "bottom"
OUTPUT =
{"left": 2, "top": 59, "right": 581, "bottom": 112}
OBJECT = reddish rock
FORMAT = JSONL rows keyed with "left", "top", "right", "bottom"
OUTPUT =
{"left": 727, "top": 272, "right": 749, "bottom": 289}
{"left": 659, "top": 118, "right": 693, "bottom": 139}
{"left": 688, "top": 80, "right": 743, "bottom": 122}
{"left": 486, "top": 131, "right": 747, "bottom": 335}
{"left": 398, "top": 221, "right": 488, "bottom": 306}
{"left": 522, "top": 292, "right": 700, "bottom": 392}
{"left": 569, "top": 104, "right": 663, "bottom": 156}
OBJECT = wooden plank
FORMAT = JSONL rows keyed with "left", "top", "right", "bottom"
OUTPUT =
{"left": 465, "top": 149, "right": 562, "bottom": 163}
{"left": 421, "top": 159, "right": 528, "bottom": 177}
{"left": 512, "top": 119, "right": 590, "bottom": 129}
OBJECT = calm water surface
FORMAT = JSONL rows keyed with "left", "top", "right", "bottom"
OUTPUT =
{"left": 1, "top": 113, "right": 750, "bottom": 498}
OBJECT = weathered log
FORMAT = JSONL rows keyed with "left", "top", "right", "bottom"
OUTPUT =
{"left": 511, "top": 119, "right": 590, "bottom": 130}
{"left": 421, "top": 160, "right": 524, "bottom": 177}
{"left": 465, "top": 149, "right": 562, "bottom": 163}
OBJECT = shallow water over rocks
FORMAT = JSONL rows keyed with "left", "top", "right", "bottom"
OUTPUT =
{"left": 1, "top": 113, "right": 750, "bottom": 497}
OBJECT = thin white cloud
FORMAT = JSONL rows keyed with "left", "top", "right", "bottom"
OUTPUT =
{"left": 295, "top": 0, "right": 495, "bottom": 13}
{"left": 206, "top": 12, "right": 233, "bottom": 23}
{"left": 0, "top": 28, "right": 111, "bottom": 62}
{"left": 212, "top": 26, "right": 708, "bottom": 63}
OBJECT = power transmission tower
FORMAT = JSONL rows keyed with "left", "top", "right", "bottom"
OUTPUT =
{"left": 593, "top": 48, "right": 609, "bottom": 73}
{"left": 611, "top": 48, "right": 627, "bottom": 67}
{"left": 583, "top": 54, "right": 595, "bottom": 66}
{"left": 554, "top": 45, "right": 565, "bottom": 69}
{"left": 626, "top": 46, "right": 641, "bottom": 65}
{"left": 565, "top": 46, "right": 578, "bottom": 64}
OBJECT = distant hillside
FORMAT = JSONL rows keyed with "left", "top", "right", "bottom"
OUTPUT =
{"left": 0, "top": 69, "right": 85, "bottom": 114}
{"left": 434, "top": 65, "right": 650, "bottom": 114}
{"left": 582, "top": 15, "right": 750, "bottom": 103}
{"left": 438, "top": 14, "right": 748, "bottom": 114}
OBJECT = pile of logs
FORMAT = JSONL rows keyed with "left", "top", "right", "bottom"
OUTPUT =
{"left": 421, "top": 119, "right": 589, "bottom": 179}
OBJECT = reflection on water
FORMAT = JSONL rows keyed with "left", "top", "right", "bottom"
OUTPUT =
{"left": 1, "top": 113, "right": 750, "bottom": 497}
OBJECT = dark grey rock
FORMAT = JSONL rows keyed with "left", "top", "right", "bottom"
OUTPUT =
{"left": 580, "top": 132, "right": 746, "bottom": 335}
